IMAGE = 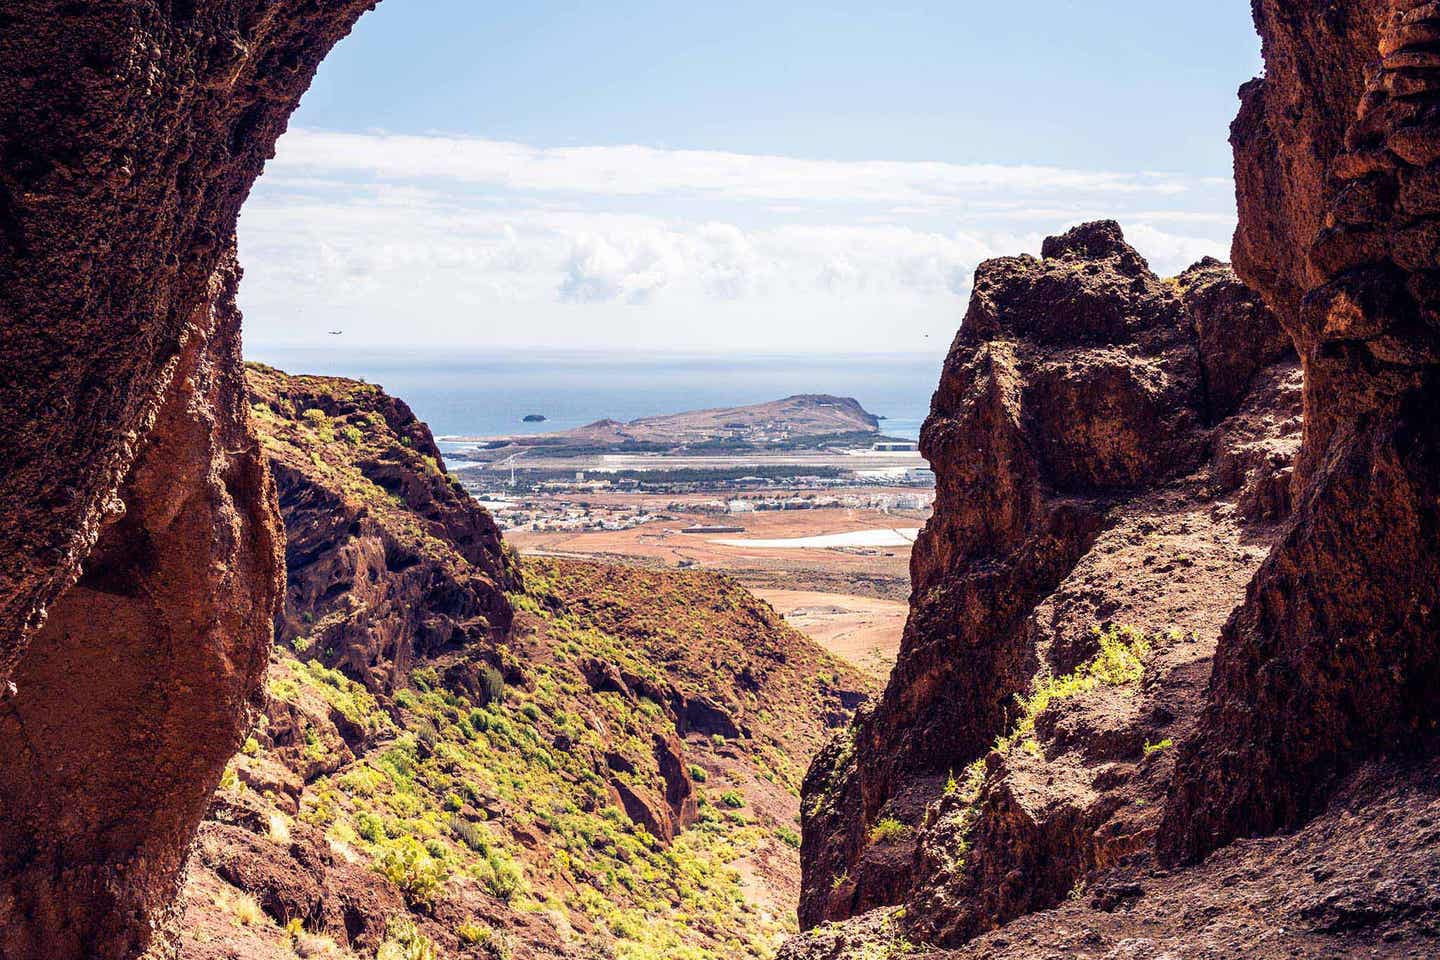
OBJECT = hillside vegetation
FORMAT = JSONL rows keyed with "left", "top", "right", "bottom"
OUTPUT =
{"left": 164, "top": 369, "right": 871, "bottom": 960}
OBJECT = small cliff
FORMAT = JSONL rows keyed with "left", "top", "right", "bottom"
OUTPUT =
{"left": 246, "top": 365, "right": 516, "bottom": 690}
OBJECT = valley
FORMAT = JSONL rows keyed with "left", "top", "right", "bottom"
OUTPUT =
{"left": 434, "top": 394, "right": 933, "bottom": 674}
{"left": 160, "top": 366, "right": 878, "bottom": 960}
{"left": 7, "top": 7, "right": 1440, "bottom": 958}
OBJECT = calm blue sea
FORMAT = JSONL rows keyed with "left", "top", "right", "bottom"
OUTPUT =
{"left": 245, "top": 347, "right": 946, "bottom": 443}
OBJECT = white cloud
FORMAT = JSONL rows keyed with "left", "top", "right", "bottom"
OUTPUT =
{"left": 267, "top": 129, "right": 1210, "bottom": 206}
{"left": 238, "top": 130, "right": 1237, "bottom": 351}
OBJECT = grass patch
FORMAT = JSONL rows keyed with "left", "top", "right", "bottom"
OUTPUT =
{"left": 868, "top": 816, "right": 911, "bottom": 845}
{"left": 997, "top": 624, "right": 1151, "bottom": 755}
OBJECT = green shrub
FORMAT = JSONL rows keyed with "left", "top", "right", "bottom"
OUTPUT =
{"left": 300, "top": 408, "right": 336, "bottom": 443}
{"left": 376, "top": 916, "right": 440, "bottom": 960}
{"left": 719, "top": 790, "right": 745, "bottom": 809}
{"left": 998, "top": 625, "right": 1151, "bottom": 753}
{"left": 356, "top": 811, "right": 385, "bottom": 843}
{"left": 482, "top": 850, "right": 526, "bottom": 901}
{"left": 375, "top": 836, "right": 448, "bottom": 905}
{"left": 687, "top": 763, "right": 708, "bottom": 783}
{"left": 413, "top": 718, "right": 438, "bottom": 752}
{"left": 459, "top": 918, "right": 511, "bottom": 956}
{"left": 868, "top": 816, "right": 910, "bottom": 844}
{"left": 479, "top": 665, "right": 505, "bottom": 706}
{"left": 448, "top": 815, "right": 491, "bottom": 854}
{"left": 1143, "top": 737, "right": 1174, "bottom": 757}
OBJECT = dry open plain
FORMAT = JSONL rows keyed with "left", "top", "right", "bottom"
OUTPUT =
{"left": 750, "top": 589, "right": 906, "bottom": 680}
{"left": 507, "top": 498, "right": 924, "bottom": 672}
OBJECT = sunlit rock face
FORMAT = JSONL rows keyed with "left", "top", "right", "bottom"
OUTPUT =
{"left": 797, "top": 222, "right": 1299, "bottom": 934}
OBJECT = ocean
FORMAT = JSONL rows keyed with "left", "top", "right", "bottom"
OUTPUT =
{"left": 245, "top": 347, "right": 946, "bottom": 444}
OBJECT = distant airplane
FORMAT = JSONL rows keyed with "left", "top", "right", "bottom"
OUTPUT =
{"left": 328, "top": 330, "right": 343, "bottom": 335}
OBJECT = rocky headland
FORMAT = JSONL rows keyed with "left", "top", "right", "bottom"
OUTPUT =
{"left": 452, "top": 394, "right": 892, "bottom": 460}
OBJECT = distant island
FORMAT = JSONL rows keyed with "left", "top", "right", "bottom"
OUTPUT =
{"left": 452, "top": 394, "right": 908, "bottom": 460}
{"left": 522, "top": 413, "right": 548, "bottom": 423}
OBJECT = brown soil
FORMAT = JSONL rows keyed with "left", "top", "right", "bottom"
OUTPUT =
{"left": 752, "top": 589, "right": 906, "bottom": 680}
{"left": 510, "top": 505, "right": 914, "bottom": 581}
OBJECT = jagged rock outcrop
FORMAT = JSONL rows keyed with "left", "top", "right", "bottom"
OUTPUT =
{"left": 793, "top": 3, "right": 1440, "bottom": 955}
{"left": 245, "top": 366, "right": 516, "bottom": 691}
{"left": 797, "top": 223, "right": 1301, "bottom": 937}
{"left": 1, "top": 5, "right": 373, "bottom": 956}
{"left": 1163, "top": 0, "right": 1440, "bottom": 863}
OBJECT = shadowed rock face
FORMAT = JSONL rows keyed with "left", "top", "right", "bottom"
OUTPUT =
{"left": 793, "top": 4, "right": 1440, "bottom": 953}
{"left": 0, "top": 3, "right": 373, "bottom": 956}
{"left": 246, "top": 366, "right": 517, "bottom": 692}
{"left": 0, "top": 253, "right": 284, "bottom": 958}
{"left": 798, "top": 223, "right": 1298, "bottom": 931}
{"left": 1162, "top": 0, "right": 1440, "bottom": 863}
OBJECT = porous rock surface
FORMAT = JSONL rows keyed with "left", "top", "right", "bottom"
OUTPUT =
{"left": 1164, "top": 0, "right": 1440, "bottom": 864}
{"left": 789, "top": 1, "right": 1440, "bottom": 956}
{"left": 796, "top": 223, "right": 1300, "bottom": 938}
{"left": 0, "top": 252, "right": 285, "bottom": 959}
{"left": 0, "top": 3, "right": 373, "bottom": 957}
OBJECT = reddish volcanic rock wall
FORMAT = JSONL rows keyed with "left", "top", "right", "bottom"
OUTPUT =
{"left": 0, "top": 3, "right": 374, "bottom": 956}
{"left": 0, "top": 253, "right": 283, "bottom": 959}
{"left": 797, "top": 223, "right": 1300, "bottom": 932}
{"left": 1162, "top": 0, "right": 1440, "bottom": 863}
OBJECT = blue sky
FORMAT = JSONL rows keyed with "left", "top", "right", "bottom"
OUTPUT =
{"left": 238, "top": 0, "right": 1262, "bottom": 352}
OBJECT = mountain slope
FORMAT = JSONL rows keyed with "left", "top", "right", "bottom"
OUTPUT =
{"left": 246, "top": 363, "right": 516, "bottom": 690}
{"left": 166, "top": 369, "right": 873, "bottom": 960}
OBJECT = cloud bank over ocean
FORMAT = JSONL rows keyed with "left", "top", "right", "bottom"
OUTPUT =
{"left": 240, "top": 128, "right": 1235, "bottom": 352}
